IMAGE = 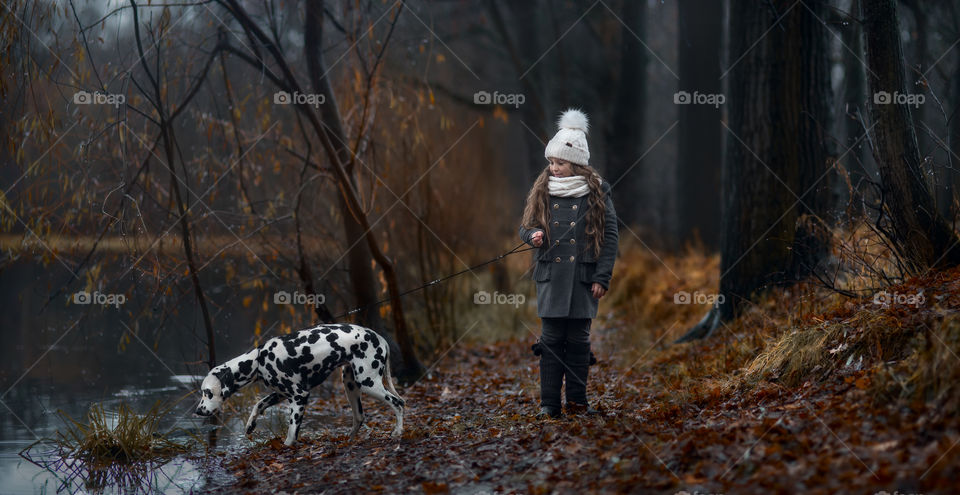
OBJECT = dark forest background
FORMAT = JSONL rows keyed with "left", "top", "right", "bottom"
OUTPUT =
{"left": 6, "top": 1, "right": 960, "bottom": 493}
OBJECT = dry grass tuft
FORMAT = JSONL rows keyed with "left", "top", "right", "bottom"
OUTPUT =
{"left": 745, "top": 309, "right": 917, "bottom": 386}
{"left": 871, "top": 314, "right": 960, "bottom": 408}
{"left": 602, "top": 225, "right": 960, "bottom": 408}
{"left": 49, "top": 400, "right": 196, "bottom": 464}
{"left": 19, "top": 398, "right": 201, "bottom": 493}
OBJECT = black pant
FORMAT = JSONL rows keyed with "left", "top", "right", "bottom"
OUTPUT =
{"left": 541, "top": 317, "right": 591, "bottom": 346}
{"left": 539, "top": 317, "right": 592, "bottom": 408}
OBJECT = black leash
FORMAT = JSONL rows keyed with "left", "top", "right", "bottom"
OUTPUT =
{"left": 332, "top": 241, "right": 536, "bottom": 320}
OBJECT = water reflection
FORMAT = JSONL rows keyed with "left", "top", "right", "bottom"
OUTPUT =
{"left": 11, "top": 378, "right": 208, "bottom": 493}
{"left": 2, "top": 351, "right": 252, "bottom": 493}
{"left": 0, "top": 260, "right": 308, "bottom": 493}
{"left": 21, "top": 447, "right": 199, "bottom": 494}
{"left": 12, "top": 387, "right": 252, "bottom": 494}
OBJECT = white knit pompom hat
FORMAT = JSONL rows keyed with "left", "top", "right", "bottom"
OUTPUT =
{"left": 544, "top": 108, "right": 590, "bottom": 166}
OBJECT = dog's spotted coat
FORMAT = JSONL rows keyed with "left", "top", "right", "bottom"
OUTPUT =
{"left": 195, "top": 324, "right": 404, "bottom": 445}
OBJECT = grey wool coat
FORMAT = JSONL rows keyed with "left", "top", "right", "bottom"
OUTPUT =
{"left": 519, "top": 181, "right": 619, "bottom": 318}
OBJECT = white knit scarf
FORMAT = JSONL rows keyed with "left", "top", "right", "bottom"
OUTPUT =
{"left": 548, "top": 175, "right": 597, "bottom": 198}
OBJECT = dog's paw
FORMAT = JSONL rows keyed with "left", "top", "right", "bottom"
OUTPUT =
{"left": 390, "top": 429, "right": 402, "bottom": 439}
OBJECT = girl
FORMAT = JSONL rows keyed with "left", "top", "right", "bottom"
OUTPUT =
{"left": 519, "top": 109, "right": 619, "bottom": 418}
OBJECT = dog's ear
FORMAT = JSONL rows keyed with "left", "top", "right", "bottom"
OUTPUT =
{"left": 214, "top": 369, "right": 236, "bottom": 396}
{"left": 200, "top": 374, "right": 221, "bottom": 398}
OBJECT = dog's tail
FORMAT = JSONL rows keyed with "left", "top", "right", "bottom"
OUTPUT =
{"left": 383, "top": 340, "right": 402, "bottom": 400}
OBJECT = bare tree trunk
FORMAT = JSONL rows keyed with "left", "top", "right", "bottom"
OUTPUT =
{"left": 841, "top": 0, "right": 870, "bottom": 212}
{"left": 294, "top": 161, "right": 336, "bottom": 324}
{"left": 946, "top": 4, "right": 960, "bottom": 226}
{"left": 718, "top": 0, "right": 800, "bottom": 321}
{"left": 863, "top": 0, "right": 960, "bottom": 271}
{"left": 606, "top": 0, "right": 647, "bottom": 228}
{"left": 677, "top": 0, "right": 833, "bottom": 342}
{"left": 131, "top": 0, "right": 217, "bottom": 369}
{"left": 486, "top": 0, "right": 549, "bottom": 183}
{"left": 723, "top": 0, "right": 833, "bottom": 308}
{"left": 902, "top": 0, "right": 932, "bottom": 163}
{"left": 676, "top": 0, "right": 722, "bottom": 250}
{"left": 788, "top": 0, "right": 834, "bottom": 277}
{"left": 303, "top": 0, "right": 423, "bottom": 380}
{"left": 215, "top": 0, "right": 424, "bottom": 379}
{"left": 302, "top": 6, "right": 384, "bottom": 333}
{"left": 949, "top": 46, "right": 960, "bottom": 225}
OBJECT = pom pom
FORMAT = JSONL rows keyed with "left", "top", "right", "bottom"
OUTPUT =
{"left": 557, "top": 108, "right": 589, "bottom": 134}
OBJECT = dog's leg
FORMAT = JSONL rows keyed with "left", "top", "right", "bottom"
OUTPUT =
{"left": 284, "top": 393, "right": 309, "bottom": 446}
{"left": 356, "top": 361, "right": 404, "bottom": 439}
{"left": 341, "top": 365, "right": 364, "bottom": 437}
{"left": 245, "top": 392, "right": 282, "bottom": 435}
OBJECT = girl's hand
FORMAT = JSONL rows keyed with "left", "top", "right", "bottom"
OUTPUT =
{"left": 531, "top": 230, "right": 544, "bottom": 247}
{"left": 591, "top": 283, "right": 606, "bottom": 299}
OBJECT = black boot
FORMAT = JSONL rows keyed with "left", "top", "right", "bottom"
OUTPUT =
{"left": 565, "top": 342, "right": 596, "bottom": 414}
{"left": 538, "top": 340, "right": 565, "bottom": 418}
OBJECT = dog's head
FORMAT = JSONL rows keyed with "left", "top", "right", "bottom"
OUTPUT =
{"left": 195, "top": 350, "right": 259, "bottom": 416}
{"left": 195, "top": 373, "right": 226, "bottom": 416}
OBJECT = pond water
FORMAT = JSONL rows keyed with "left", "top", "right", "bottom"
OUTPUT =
{"left": 1, "top": 373, "right": 245, "bottom": 494}
{"left": 0, "top": 260, "right": 299, "bottom": 493}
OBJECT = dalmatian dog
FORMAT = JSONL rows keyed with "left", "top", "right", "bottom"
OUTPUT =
{"left": 195, "top": 323, "right": 404, "bottom": 446}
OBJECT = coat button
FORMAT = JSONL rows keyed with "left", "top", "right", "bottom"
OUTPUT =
{"left": 554, "top": 240, "right": 559, "bottom": 245}
{"left": 569, "top": 256, "right": 575, "bottom": 262}
{"left": 554, "top": 257, "right": 561, "bottom": 263}
{"left": 570, "top": 221, "right": 576, "bottom": 226}
{"left": 553, "top": 221, "right": 559, "bottom": 227}
{"left": 572, "top": 205, "right": 578, "bottom": 210}
{"left": 553, "top": 203, "right": 559, "bottom": 209}
{"left": 570, "top": 239, "right": 576, "bottom": 244}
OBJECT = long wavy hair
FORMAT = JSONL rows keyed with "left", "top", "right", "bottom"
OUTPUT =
{"left": 521, "top": 163, "right": 606, "bottom": 257}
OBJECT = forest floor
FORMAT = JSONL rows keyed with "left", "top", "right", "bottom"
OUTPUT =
{"left": 200, "top": 287, "right": 960, "bottom": 493}
{"left": 199, "top": 240, "right": 960, "bottom": 494}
